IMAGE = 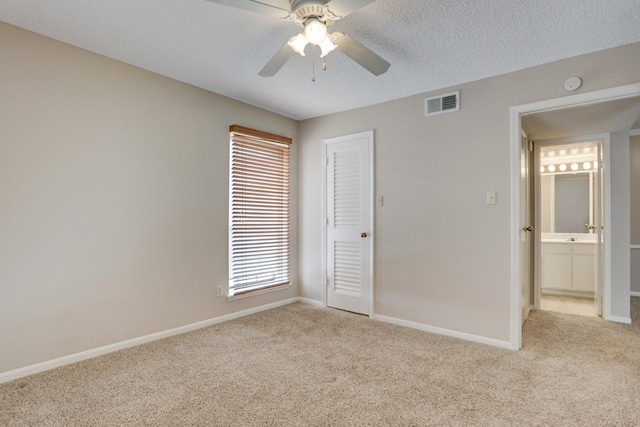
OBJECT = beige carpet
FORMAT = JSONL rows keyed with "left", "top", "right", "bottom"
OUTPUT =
{"left": 1, "top": 299, "right": 639, "bottom": 426}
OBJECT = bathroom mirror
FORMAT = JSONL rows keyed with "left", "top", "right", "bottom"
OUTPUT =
{"left": 554, "top": 173, "right": 590, "bottom": 233}
{"left": 540, "top": 172, "right": 594, "bottom": 234}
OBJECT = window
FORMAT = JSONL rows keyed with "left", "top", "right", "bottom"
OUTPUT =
{"left": 228, "top": 125, "right": 291, "bottom": 297}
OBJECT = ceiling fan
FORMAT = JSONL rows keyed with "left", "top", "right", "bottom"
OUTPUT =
{"left": 207, "top": 0, "right": 390, "bottom": 78}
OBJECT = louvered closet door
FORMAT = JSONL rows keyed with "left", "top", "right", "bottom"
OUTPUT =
{"left": 326, "top": 132, "right": 372, "bottom": 315}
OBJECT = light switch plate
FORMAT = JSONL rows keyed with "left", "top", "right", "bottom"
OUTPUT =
{"left": 486, "top": 191, "right": 497, "bottom": 205}
{"left": 376, "top": 196, "right": 384, "bottom": 207}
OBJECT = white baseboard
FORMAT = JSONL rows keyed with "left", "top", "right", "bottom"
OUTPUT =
{"left": 605, "top": 314, "right": 632, "bottom": 324}
{"left": 0, "top": 297, "right": 303, "bottom": 384}
{"left": 630, "top": 291, "right": 640, "bottom": 297}
{"left": 297, "top": 297, "right": 323, "bottom": 306}
{"left": 372, "top": 314, "right": 512, "bottom": 350}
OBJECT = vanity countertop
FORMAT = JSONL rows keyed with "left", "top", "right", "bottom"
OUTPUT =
{"left": 541, "top": 239, "right": 596, "bottom": 244}
{"left": 540, "top": 233, "right": 597, "bottom": 244}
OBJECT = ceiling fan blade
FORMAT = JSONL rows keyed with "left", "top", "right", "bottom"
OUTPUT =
{"left": 259, "top": 42, "right": 295, "bottom": 77}
{"left": 326, "top": 0, "right": 377, "bottom": 18}
{"left": 206, "top": 0, "right": 291, "bottom": 19}
{"left": 332, "top": 32, "right": 390, "bottom": 76}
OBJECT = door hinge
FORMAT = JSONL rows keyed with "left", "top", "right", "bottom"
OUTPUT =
{"left": 326, "top": 157, "right": 329, "bottom": 166}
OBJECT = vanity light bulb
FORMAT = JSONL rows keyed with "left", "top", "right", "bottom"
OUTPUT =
{"left": 559, "top": 164, "right": 567, "bottom": 171}
{"left": 571, "top": 163, "right": 579, "bottom": 171}
{"left": 583, "top": 162, "right": 591, "bottom": 169}
{"left": 540, "top": 166, "right": 545, "bottom": 173}
{"left": 593, "top": 161, "right": 598, "bottom": 168}
{"left": 548, "top": 165, "right": 556, "bottom": 172}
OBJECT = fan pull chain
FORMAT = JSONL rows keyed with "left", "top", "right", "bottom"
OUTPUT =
{"left": 310, "top": 46, "right": 327, "bottom": 81}
{"left": 312, "top": 45, "right": 316, "bottom": 82}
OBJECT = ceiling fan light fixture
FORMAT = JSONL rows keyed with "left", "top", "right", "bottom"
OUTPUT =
{"left": 288, "top": 33, "right": 308, "bottom": 56}
{"left": 209, "top": 0, "right": 390, "bottom": 77}
{"left": 318, "top": 36, "right": 337, "bottom": 57}
{"left": 304, "top": 19, "right": 327, "bottom": 45}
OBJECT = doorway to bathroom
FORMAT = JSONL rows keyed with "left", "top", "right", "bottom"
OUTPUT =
{"left": 510, "top": 83, "right": 640, "bottom": 350}
{"left": 533, "top": 137, "right": 605, "bottom": 318}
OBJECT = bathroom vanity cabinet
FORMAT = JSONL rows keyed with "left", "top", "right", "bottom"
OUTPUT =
{"left": 541, "top": 241, "right": 595, "bottom": 298}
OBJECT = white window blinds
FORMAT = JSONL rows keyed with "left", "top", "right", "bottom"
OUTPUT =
{"left": 228, "top": 125, "right": 291, "bottom": 297}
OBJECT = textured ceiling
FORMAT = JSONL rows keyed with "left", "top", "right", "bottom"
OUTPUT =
{"left": 522, "top": 96, "right": 640, "bottom": 141}
{"left": 1, "top": 0, "right": 640, "bottom": 120}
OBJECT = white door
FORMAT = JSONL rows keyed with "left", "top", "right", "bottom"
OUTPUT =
{"left": 594, "top": 139, "right": 604, "bottom": 316}
{"left": 520, "top": 133, "right": 532, "bottom": 324}
{"left": 325, "top": 131, "right": 373, "bottom": 315}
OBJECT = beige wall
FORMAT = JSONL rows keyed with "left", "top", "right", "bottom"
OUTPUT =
{"left": 0, "top": 22, "right": 298, "bottom": 374}
{"left": 631, "top": 135, "right": 640, "bottom": 293}
{"left": 610, "top": 132, "right": 631, "bottom": 315}
{"left": 298, "top": 42, "right": 640, "bottom": 341}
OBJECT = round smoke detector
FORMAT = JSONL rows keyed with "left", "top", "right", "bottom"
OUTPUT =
{"left": 564, "top": 76, "right": 582, "bottom": 91}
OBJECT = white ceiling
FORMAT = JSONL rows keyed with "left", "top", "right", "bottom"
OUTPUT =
{"left": 1, "top": 0, "right": 640, "bottom": 120}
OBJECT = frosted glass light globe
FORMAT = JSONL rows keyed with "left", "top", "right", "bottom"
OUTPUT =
{"left": 305, "top": 19, "right": 327, "bottom": 45}
{"left": 288, "top": 33, "right": 308, "bottom": 56}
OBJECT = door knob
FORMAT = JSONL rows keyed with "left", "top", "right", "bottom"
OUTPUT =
{"left": 361, "top": 232, "right": 367, "bottom": 238}
{"left": 523, "top": 226, "right": 533, "bottom": 232}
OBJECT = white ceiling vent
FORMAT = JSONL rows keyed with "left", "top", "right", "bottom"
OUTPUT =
{"left": 424, "top": 91, "right": 460, "bottom": 117}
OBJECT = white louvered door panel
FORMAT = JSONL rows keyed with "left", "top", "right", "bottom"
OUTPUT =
{"left": 334, "top": 241, "right": 362, "bottom": 296}
{"left": 326, "top": 132, "right": 372, "bottom": 315}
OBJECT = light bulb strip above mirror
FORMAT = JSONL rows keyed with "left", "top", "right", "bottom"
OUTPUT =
{"left": 539, "top": 140, "right": 598, "bottom": 175}
{"left": 540, "top": 161, "right": 597, "bottom": 175}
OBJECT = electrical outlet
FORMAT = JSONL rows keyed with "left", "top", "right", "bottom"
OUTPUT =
{"left": 216, "top": 285, "right": 223, "bottom": 297}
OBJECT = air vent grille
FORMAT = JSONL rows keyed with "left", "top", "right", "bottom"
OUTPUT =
{"left": 441, "top": 94, "right": 457, "bottom": 110}
{"left": 424, "top": 91, "right": 460, "bottom": 117}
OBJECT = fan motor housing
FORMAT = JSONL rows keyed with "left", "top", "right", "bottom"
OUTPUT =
{"left": 291, "top": 0, "right": 331, "bottom": 21}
